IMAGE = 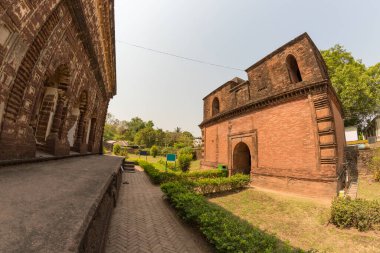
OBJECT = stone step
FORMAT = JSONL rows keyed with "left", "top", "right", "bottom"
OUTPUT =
{"left": 346, "top": 182, "right": 358, "bottom": 199}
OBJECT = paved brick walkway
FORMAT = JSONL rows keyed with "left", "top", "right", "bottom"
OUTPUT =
{"left": 105, "top": 167, "right": 211, "bottom": 253}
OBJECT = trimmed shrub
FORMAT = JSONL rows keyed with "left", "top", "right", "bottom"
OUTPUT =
{"left": 178, "top": 146, "right": 193, "bottom": 155}
{"left": 119, "top": 148, "right": 128, "bottom": 158}
{"left": 138, "top": 160, "right": 182, "bottom": 184}
{"left": 194, "top": 174, "right": 250, "bottom": 195}
{"left": 139, "top": 161, "right": 229, "bottom": 185}
{"left": 150, "top": 145, "right": 159, "bottom": 158}
{"left": 113, "top": 144, "right": 121, "bottom": 155}
{"left": 330, "top": 197, "right": 380, "bottom": 231}
{"left": 178, "top": 153, "right": 192, "bottom": 172}
{"left": 186, "top": 170, "right": 227, "bottom": 179}
{"left": 158, "top": 158, "right": 177, "bottom": 171}
{"left": 161, "top": 182, "right": 301, "bottom": 253}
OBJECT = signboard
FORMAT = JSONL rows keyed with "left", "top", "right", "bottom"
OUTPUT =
{"left": 139, "top": 150, "right": 148, "bottom": 161}
{"left": 166, "top": 154, "right": 176, "bottom": 162}
{"left": 140, "top": 150, "right": 148, "bottom": 156}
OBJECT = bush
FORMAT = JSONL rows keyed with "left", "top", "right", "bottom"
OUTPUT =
{"left": 139, "top": 161, "right": 228, "bottom": 185}
{"left": 186, "top": 170, "right": 227, "bottom": 179}
{"left": 158, "top": 159, "right": 178, "bottom": 171}
{"left": 330, "top": 197, "right": 380, "bottom": 231}
{"left": 178, "top": 146, "right": 193, "bottom": 155}
{"left": 178, "top": 153, "right": 192, "bottom": 172}
{"left": 150, "top": 145, "right": 159, "bottom": 158}
{"left": 194, "top": 174, "right": 250, "bottom": 195}
{"left": 113, "top": 144, "right": 121, "bottom": 155}
{"left": 112, "top": 144, "right": 128, "bottom": 157}
{"left": 161, "top": 182, "right": 300, "bottom": 253}
{"left": 138, "top": 160, "right": 180, "bottom": 184}
{"left": 119, "top": 148, "right": 128, "bottom": 158}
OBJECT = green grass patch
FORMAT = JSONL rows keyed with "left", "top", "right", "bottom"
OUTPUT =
{"left": 161, "top": 182, "right": 303, "bottom": 253}
{"left": 211, "top": 189, "right": 380, "bottom": 252}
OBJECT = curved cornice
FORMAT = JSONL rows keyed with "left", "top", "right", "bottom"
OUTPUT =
{"left": 66, "top": 0, "right": 112, "bottom": 100}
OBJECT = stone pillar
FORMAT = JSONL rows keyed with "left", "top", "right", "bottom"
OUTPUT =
{"left": 46, "top": 93, "right": 70, "bottom": 156}
{"left": 73, "top": 111, "right": 87, "bottom": 153}
{"left": 50, "top": 93, "right": 65, "bottom": 135}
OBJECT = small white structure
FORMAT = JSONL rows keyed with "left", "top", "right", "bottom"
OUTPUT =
{"left": 193, "top": 137, "right": 202, "bottom": 148}
{"left": 345, "top": 126, "right": 358, "bottom": 142}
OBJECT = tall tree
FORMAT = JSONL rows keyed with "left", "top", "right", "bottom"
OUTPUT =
{"left": 321, "top": 45, "right": 380, "bottom": 128}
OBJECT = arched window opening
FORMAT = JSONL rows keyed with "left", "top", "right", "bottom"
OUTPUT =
{"left": 212, "top": 97, "right": 220, "bottom": 116}
{"left": 233, "top": 142, "right": 251, "bottom": 175}
{"left": 33, "top": 64, "right": 71, "bottom": 143}
{"left": 286, "top": 55, "right": 302, "bottom": 83}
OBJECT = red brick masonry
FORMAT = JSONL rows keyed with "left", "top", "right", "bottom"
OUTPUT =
{"left": 0, "top": 0, "right": 116, "bottom": 160}
{"left": 200, "top": 33, "right": 346, "bottom": 198}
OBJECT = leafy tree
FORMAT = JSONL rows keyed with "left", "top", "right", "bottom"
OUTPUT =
{"left": 113, "top": 144, "right": 121, "bottom": 155}
{"left": 178, "top": 153, "right": 192, "bottom": 172}
{"left": 134, "top": 127, "right": 157, "bottom": 147}
{"left": 103, "top": 114, "right": 196, "bottom": 152}
{"left": 150, "top": 145, "right": 159, "bottom": 158}
{"left": 179, "top": 131, "right": 194, "bottom": 147}
{"left": 321, "top": 45, "right": 380, "bottom": 128}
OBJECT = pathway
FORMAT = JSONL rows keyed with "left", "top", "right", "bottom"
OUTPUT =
{"left": 104, "top": 167, "right": 211, "bottom": 253}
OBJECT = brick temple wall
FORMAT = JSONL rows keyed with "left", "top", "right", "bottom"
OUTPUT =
{"left": 0, "top": 0, "right": 116, "bottom": 160}
{"left": 200, "top": 33, "right": 345, "bottom": 198}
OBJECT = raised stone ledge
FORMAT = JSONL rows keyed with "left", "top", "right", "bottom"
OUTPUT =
{"left": 0, "top": 155, "right": 123, "bottom": 252}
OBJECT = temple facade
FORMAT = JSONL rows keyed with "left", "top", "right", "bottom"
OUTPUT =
{"left": 0, "top": 0, "right": 116, "bottom": 160}
{"left": 200, "top": 33, "right": 346, "bottom": 197}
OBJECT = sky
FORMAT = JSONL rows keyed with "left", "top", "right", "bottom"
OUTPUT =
{"left": 110, "top": 0, "right": 380, "bottom": 136}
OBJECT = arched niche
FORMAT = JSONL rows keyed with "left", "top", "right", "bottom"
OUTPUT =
{"left": 212, "top": 97, "right": 220, "bottom": 116}
{"left": 286, "top": 55, "right": 302, "bottom": 83}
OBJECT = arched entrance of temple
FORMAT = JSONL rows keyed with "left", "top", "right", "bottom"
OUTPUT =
{"left": 233, "top": 142, "right": 251, "bottom": 175}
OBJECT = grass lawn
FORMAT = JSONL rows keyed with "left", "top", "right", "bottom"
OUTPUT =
{"left": 210, "top": 188, "right": 380, "bottom": 253}
{"left": 127, "top": 153, "right": 201, "bottom": 171}
{"left": 358, "top": 174, "right": 380, "bottom": 201}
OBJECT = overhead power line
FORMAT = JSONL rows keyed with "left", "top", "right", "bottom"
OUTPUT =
{"left": 116, "top": 40, "right": 245, "bottom": 72}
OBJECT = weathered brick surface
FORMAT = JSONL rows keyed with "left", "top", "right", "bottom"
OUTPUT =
{"left": 0, "top": 0, "right": 116, "bottom": 160}
{"left": 200, "top": 33, "right": 345, "bottom": 198}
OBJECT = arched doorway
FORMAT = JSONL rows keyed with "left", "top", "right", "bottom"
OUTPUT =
{"left": 233, "top": 142, "right": 251, "bottom": 175}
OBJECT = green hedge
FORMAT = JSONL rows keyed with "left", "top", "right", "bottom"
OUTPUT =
{"left": 330, "top": 197, "right": 380, "bottom": 231}
{"left": 194, "top": 174, "right": 250, "bottom": 195}
{"left": 161, "top": 182, "right": 302, "bottom": 253}
{"left": 138, "top": 160, "right": 226, "bottom": 185}
{"left": 138, "top": 160, "right": 178, "bottom": 184}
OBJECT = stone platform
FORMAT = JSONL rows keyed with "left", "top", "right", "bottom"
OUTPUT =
{"left": 0, "top": 155, "right": 123, "bottom": 253}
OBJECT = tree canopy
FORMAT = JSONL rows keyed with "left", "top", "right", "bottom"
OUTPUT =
{"left": 103, "top": 114, "right": 194, "bottom": 149}
{"left": 321, "top": 45, "right": 380, "bottom": 129}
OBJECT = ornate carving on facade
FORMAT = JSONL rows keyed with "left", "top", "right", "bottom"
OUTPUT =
{"left": 0, "top": 0, "right": 116, "bottom": 160}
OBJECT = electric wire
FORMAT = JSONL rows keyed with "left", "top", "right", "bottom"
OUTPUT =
{"left": 116, "top": 40, "right": 245, "bottom": 72}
